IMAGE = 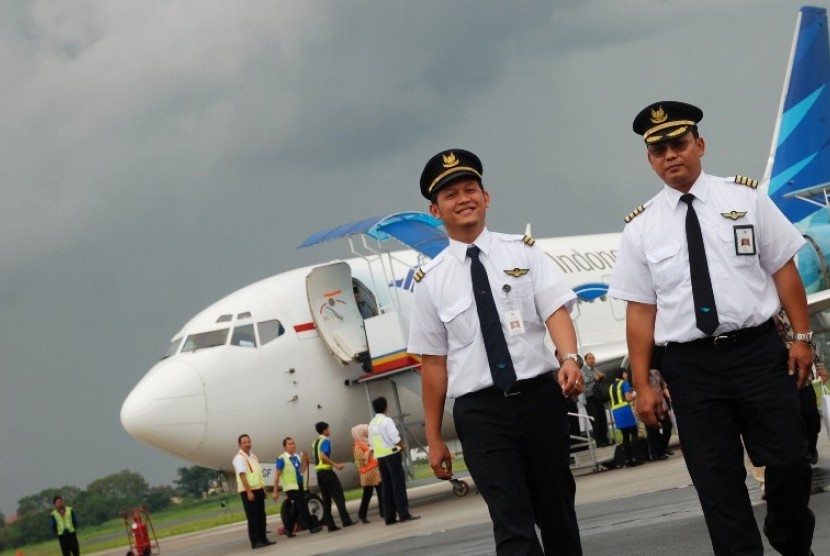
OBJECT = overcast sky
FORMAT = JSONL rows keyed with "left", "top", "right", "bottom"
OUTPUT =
{"left": 0, "top": 0, "right": 815, "bottom": 515}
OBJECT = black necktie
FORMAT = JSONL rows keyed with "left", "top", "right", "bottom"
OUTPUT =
{"left": 680, "top": 194, "right": 720, "bottom": 335}
{"left": 467, "top": 245, "right": 517, "bottom": 392}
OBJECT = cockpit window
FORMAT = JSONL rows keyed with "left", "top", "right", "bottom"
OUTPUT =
{"left": 163, "top": 338, "right": 183, "bottom": 359}
{"left": 216, "top": 314, "right": 233, "bottom": 323}
{"left": 181, "top": 329, "right": 229, "bottom": 352}
{"left": 231, "top": 324, "right": 256, "bottom": 347}
{"left": 257, "top": 319, "right": 285, "bottom": 346}
{"left": 237, "top": 312, "right": 252, "bottom": 320}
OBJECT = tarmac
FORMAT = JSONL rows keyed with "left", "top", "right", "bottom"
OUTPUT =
{"left": 90, "top": 433, "right": 830, "bottom": 555}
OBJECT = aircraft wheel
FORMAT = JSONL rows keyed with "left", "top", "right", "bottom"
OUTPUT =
{"left": 451, "top": 479, "right": 469, "bottom": 497}
{"left": 305, "top": 493, "right": 324, "bottom": 527}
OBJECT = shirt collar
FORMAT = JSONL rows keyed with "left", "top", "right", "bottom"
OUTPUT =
{"left": 664, "top": 172, "right": 710, "bottom": 209}
{"left": 447, "top": 228, "right": 492, "bottom": 261}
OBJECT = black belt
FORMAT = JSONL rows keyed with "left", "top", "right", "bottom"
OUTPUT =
{"left": 675, "top": 318, "right": 774, "bottom": 349}
{"left": 459, "top": 371, "right": 554, "bottom": 399}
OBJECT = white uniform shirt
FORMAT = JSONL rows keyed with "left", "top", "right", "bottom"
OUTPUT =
{"left": 233, "top": 450, "right": 259, "bottom": 475}
{"left": 608, "top": 173, "right": 805, "bottom": 344}
{"left": 368, "top": 413, "right": 401, "bottom": 455}
{"left": 408, "top": 228, "right": 576, "bottom": 398}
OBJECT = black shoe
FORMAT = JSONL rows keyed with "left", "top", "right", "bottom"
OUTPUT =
{"left": 656, "top": 454, "right": 669, "bottom": 461}
{"left": 285, "top": 531, "right": 295, "bottom": 538}
{"left": 665, "top": 449, "right": 674, "bottom": 456}
{"left": 400, "top": 514, "right": 421, "bottom": 522}
{"left": 359, "top": 518, "right": 370, "bottom": 524}
{"left": 343, "top": 521, "right": 356, "bottom": 527}
{"left": 810, "top": 450, "right": 819, "bottom": 465}
{"left": 309, "top": 525, "right": 323, "bottom": 534}
{"left": 386, "top": 520, "right": 398, "bottom": 525}
{"left": 328, "top": 526, "right": 341, "bottom": 532}
{"left": 263, "top": 539, "right": 276, "bottom": 545}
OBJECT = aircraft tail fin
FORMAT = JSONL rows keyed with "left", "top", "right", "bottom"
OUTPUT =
{"left": 763, "top": 6, "right": 830, "bottom": 224}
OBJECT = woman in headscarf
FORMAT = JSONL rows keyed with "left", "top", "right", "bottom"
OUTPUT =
{"left": 352, "top": 423, "right": 383, "bottom": 523}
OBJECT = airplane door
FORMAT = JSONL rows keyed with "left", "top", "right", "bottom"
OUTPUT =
{"left": 307, "top": 262, "right": 368, "bottom": 364}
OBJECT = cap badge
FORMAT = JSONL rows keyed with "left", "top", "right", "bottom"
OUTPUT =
{"left": 721, "top": 210, "right": 747, "bottom": 221}
{"left": 650, "top": 106, "right": 668, "bottom": 124}
{"left": 442, "top": 152, "right": 460, "bottom": 169}
{"left": 504, "top": 268, "right": 530, "bottom": 278}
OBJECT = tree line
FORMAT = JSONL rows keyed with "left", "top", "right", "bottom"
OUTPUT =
{"left": 0, "top": 466, "right": 223, "bottom": 551}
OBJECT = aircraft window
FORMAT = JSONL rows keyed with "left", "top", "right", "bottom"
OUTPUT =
{"left": 237, "top": 312, "right": 252, "bottom": 320}
{"left": 181, "top": 329, "right": 229, "bottom": 352}
{"left": 216, "top": 314, "right": 233, "bottom": 323}
{"left": 163, "top": 338, "right": 183, "bottom": 359}
{"left": 257, "top": 319, "right": 285, "bottom": 346}
{"left": 231, "top": 324, "right": 257, "bottom": 347}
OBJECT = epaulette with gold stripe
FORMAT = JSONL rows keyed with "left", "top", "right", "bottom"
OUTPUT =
{"left": 734, "top": 175, "right": 758, "bottom": 189}
{"left": 522, "top": 234, "right": 535, "bottom": 246}
{"left": 624, "top": 205, "right": 646, "bottom": 224}
{"left": 413, "top": 267, "right": 425, "bottom": 283}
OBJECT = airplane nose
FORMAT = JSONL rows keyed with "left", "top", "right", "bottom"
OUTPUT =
{"left": 121, "top": 359, "right": 207, "bottom": 458}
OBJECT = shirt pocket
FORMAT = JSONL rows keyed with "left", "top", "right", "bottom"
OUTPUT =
{"left": 718, "top": 226, "right": 756, "bottom": 267}
{"left": 646, "top": 242, "right": 683, "bottom": 288}
{"left": 438, "top": 295, "right": 478, "bottom": 350}
{"left": 503, "top": 279, "right": 537, "bottom": 322}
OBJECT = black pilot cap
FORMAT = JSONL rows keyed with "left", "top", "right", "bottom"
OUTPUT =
{"left": 420, "top": 149, "right": 483, "bottom": 200}
{"left": 632, "top": 101, "right": 703, "bottom": 144}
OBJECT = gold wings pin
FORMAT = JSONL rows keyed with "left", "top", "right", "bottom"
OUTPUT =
{"left": 720, "top": 210, "right": 747, "bottom": 220}
{"left": 504, "top": 268, "right": 530, "bottom": 278}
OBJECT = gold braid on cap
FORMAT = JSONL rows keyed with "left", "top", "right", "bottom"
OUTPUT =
{"left": 428, "top": 166, "right": 483, "bottom": 195}
{"left": 643, "top": 120, "right": 696, "bottom": 141}
{"left": 413, "top": 268, "right": 425, "bottom": 283}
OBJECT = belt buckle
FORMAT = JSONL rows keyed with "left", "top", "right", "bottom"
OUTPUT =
{"left": 713, "top": 334, "right": 730, "bottom": 348}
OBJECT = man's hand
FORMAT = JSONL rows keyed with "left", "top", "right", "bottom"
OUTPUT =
{"left": 634, "top": 386, "right": 664, "bottom": 427}
{"left": 789, "top": 341, "right": 814, "bottom": 388}
{"left": 558, "top": 360, "right": 584, "bottom": 397}
{"left": 428, "top": 439, "right": 453, "bottom": 480}
{"left": 272, "top": 491, "right": 279, "bottom": 502}
{"left": 334, "top": 462, "right": 344, "bottom": 471}
{"left": 246, "top": 490, "right": 254, "bottom": 502}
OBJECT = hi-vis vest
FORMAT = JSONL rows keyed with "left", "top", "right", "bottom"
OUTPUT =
{"left": 235, "top": 450, "right": 264, "bottom": 492}
{"left": 52, "top": 507, "right": 75, "bottom": 535}
{"left": 279, "top": 453, "right": 302, "bottom": 492}
{"left": 369, "top": 414, "right": 397, "bottom": 458}
{"left": 609, "top": 380, "right": 630, "bottom": 410}
{"left": 313, "top": 435, "right": 332, "bottom": 471}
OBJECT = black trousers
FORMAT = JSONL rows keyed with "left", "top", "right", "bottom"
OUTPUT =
{"left": 57, "top": 532, "right": 80, "bottom": 556}
{"left": 800, "top": 384, "right": 821, "bottom": 459}
{"left": 453, "top": 373, "right": 582, "bottom": 556}
{"left": 359, "top": 484, "right": 383, "bottom": 520}
{"left": 663, "top": 324, "right": 814, "bottom": 555}
{"left": 585, "top": 395, "right": 609, "bottom": 445}
{"left": 646, "top": 414, "right": 673, "bottom": 458}
{"left": 239, "top": 489, "right": 267, "bottom": 547}
{"left": 284, "top": 488, "right": 313, "bottom": 532}
{"left": 378, "top": 451, "right": 410, "bottom": 523}
{"left": 316, "top": 469, "right": 353, "bottom": 528}
{"left": 619, "top": 426, "right": 639, "bottom": 464}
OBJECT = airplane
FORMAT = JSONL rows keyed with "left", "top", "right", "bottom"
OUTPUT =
{"left": 121, "top": 5, "right": 830, "bottom": 488}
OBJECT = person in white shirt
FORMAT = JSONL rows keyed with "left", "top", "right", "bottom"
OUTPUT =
{"left": 232, "top": 434, "right": 276, "bottom": 549}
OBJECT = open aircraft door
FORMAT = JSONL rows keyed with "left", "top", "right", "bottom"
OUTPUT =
{"left": 307, "top": 262, "right": 368, "bottom": 364}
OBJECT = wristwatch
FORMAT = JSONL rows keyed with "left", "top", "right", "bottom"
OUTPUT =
{"left": 792, "top": 331, "right": 814, "bottom": 343}
{"left": 561, "top": 353, "right": 584, "bottom": 369}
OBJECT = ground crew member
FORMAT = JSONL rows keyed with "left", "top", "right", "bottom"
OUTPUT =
{"left": 233, "top": 434, "right": 275, "bottom": 549}
{"left": 50, "top": 495, "right": 79, "bottom": 556}
{"left": 609, "top": 101, "right": 814, "bottom": 554}
{"left": 609, "top": 371, "right": 640, "bottom": 467}
{"left": 273, "top": 436, "right": 322, "bottom": 537}
{"left": 312, "top": 421, "right": 355, "bottom": 531}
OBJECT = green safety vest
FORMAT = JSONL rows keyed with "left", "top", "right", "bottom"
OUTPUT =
{"left": 235, "top": 450, "right": 264, "bottom": 492}
{"left": 369, "top": 414, "right": 396, "bottom": 457}
{"left": 52, "top": 507, "right": 75, "bottom": 535}
{"left": 279, "top": 452, "right": 301, "bottom": 491}
{"left": 313, "top": 435, "right": 332, "bottom": 471}
{"left": 609, "top": 380, "right": 630, "bottom": 410}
